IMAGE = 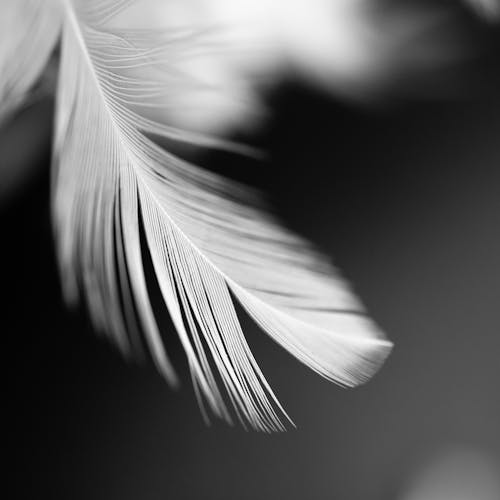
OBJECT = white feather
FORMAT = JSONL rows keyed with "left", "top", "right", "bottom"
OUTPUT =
{"left": 2, "top": 0, "right": 393, "bottom": 431}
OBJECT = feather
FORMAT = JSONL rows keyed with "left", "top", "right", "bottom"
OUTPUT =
{"left": 51, "top": 0, "right": 392, "bottom": 431}
{"left": 0, "top": 0, "right": 392, "bottom": 431}
{"left": 0, "top": 0, "right": 60, "bottom": 125}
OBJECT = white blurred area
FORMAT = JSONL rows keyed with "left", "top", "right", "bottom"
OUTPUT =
{"left": 0, "top": 0, "right": 497, "bottom": 202}
{"left": 111, "top": 0, "right": 473, "bottom": 135}
{"left": 401, "top": 449, "right": 500, "bottom": 500}
{"left": 466, "top": 0, "right": 500, "bottom": 18}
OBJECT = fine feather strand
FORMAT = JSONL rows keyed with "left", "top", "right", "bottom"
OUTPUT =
{"left": 0, "top": 0, "right": 61, "bottom": 125}
{"left": 53, "top": 0, "right": 392, "bottom": 431}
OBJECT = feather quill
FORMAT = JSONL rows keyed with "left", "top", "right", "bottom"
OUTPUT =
{"left": 2, "top": 0, "right": 393, "bottom": 431}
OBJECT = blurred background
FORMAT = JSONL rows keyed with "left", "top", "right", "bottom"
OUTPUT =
{"left": 3, "top": 2, "right": 500, "bottom": 500}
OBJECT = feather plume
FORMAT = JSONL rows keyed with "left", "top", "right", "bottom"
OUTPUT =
{"left": 2, "top": 0, "right": 393, "bottom": 431}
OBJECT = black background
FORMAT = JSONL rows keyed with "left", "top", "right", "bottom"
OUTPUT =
{"left": 4, "top": 17, "right": 500, "bottom": 500}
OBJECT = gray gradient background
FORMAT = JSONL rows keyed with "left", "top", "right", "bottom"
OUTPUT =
{"left": 3, "top": 28, "right": 500, "bottom": 500}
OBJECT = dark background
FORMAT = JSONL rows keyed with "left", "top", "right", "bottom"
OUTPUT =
{"left": 4, "top": 18, "right": 500, "bottom": 500}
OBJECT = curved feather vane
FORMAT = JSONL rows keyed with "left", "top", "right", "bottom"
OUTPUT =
{"left": 52, "top": 0, "right": 392, "bottom": 431}
{"left": 0, "top": 0, "right": 60, "bottom": 125}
